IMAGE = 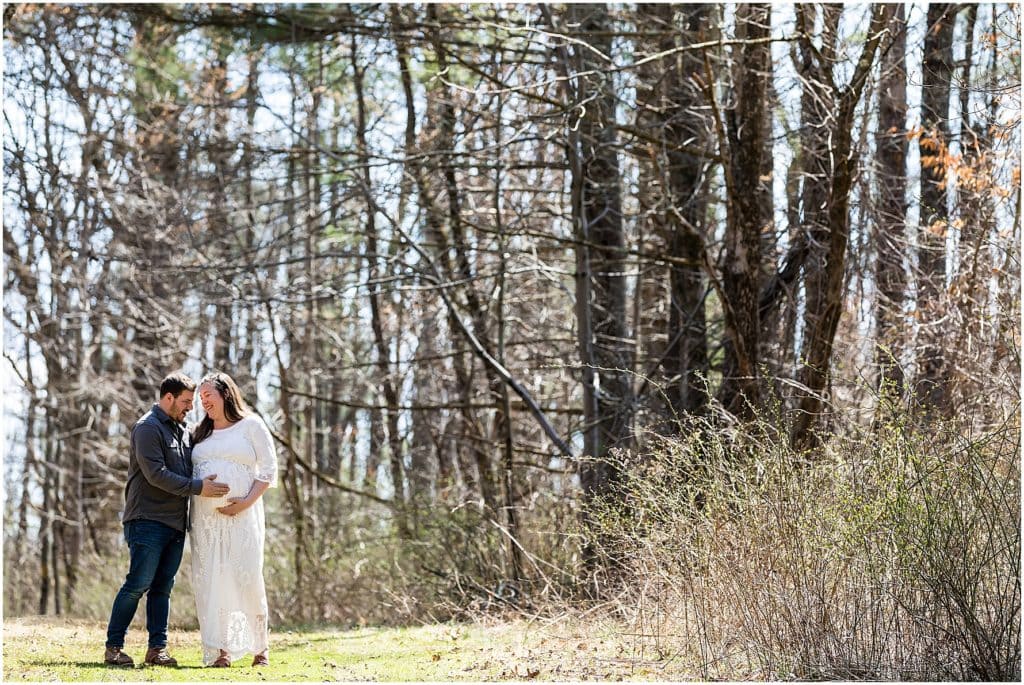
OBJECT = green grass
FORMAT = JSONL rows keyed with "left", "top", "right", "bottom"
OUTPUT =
{"left": 3, "top": 615, "right": 687, "bottom": 681}
{"left": 2, "top": 617, "right": 508, "bottom": 681}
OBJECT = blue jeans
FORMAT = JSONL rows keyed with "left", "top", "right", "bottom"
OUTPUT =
{"left": 105, "top": 519, "right": 185, "bottom": 649}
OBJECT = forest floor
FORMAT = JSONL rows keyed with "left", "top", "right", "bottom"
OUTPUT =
{"left": 2, "top": 615, "right": 699, "bottom": 681}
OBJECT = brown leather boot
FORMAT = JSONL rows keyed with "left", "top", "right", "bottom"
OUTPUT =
{"left": 144, "top": 647, "right": 178, "bottom": 667}
{"left": 104, "top": 647, "right": 134, "bottom": 667}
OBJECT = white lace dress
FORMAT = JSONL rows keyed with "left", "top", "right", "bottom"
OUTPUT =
{"left": 190, "top": 414, "right": 277, "bottom": 666}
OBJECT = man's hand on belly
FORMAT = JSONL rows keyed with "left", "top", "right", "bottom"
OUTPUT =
{"left": 199, "top": 474, "right": 230, "bottom": 497}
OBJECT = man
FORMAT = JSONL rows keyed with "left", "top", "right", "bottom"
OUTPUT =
{"left": 104, "top": 372, "right": 230, "bottom": 667}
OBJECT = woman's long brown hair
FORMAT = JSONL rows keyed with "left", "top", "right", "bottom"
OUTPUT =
{"left": 192, "top": 372, "right": 251, "bottom": 445}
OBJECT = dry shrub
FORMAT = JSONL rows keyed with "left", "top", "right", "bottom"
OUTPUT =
{"left": 581, "top": 411, "right": 1021, "bottom": 680}
{"left": 391, "top": 492, "right": 582, "bottom": 621}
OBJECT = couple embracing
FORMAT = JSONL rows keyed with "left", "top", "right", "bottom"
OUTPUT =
{"left": 103, "top": 371, "right": 277, "bottom": 668}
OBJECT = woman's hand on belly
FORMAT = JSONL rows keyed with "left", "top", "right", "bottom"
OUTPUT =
{"left": 217, "top": 479, "right": 270, "bottom": 517}
{"left": 216, "top": 497, "right": 250, "bottom": 517}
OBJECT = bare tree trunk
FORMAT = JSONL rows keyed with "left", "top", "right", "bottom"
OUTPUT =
{"left": 427, "top": 4, "right": 502, "bottom": 513}
{"left": 917, "top": 3, "right": 957, "bottom": 413}
{"left": 791, "top": 4, "right": 892, "bottom": 450}
{"left": 949, "top": 3, "right": 996, "bottom": 408}
{"left": 760, "top": 151, "right": 804, "bottom": 393}
{"left": 39, "top": 500, "right": 52, "bottom": 613}
{"left": 14, "top": 336, "right": 37, "bottom": 587}
{"left": 126, "top": 11, "right": 183, "bottom": 404}
{"left": 541, "top": 3, "right": 635, "bottom": 586}
{"left": 718, "top": 3, "right": 772, "bottom": 419}
{"left": 303, "top": 42, "right": 325, "bottom": 549}
{"left": 790, "top": 3, "right": 839, "bottom": 443}
{"left": 389, "top": 5, "right": 446, "bottom": 509}
{"left": 63, "top": 426, "right": 83, "bottom": 612}
{"left": 390, "top": 8, "right": 440, "bottom": 514}
{"left": 268, "top": 292, "right": 308, "bottom": 622}
{"left": 569, "top": 2, "right": 634, "bottom": 476}
{"left": 409, "top": 315, "right": 441, "bottom": 510}
{"left": 635, "top": 3, "right": 712, "bottom": 427}
{"left": 352, "top": 30, "right": 409, "bottom": 536}
{"left": 279, "top": 56, "right": 308, "bottom": 622}
{"left": 206, "top": 45, "right": 234, "bottom": 367}
{"left": 493, "top": 90, "right": 524, "bottom": 581}
{"left": 874, "top": 4, "right": 909, "bottom": 407}
{"left": 234, "top": 44, "right": 261, "bottom": 397}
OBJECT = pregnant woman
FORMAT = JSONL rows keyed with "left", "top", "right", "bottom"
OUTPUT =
{"left": 190, "top": 372, "right": 277, "bottom": 667}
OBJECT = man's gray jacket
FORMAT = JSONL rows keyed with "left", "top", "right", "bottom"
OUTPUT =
{"left": 123, "top": 404, "right": 204, "bottom": 532}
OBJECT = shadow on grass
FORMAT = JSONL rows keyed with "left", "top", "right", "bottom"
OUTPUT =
{"left": 23, "top": 660, "right": 209, "bottom": 671}
{"left": 274, "top": 636, "right": 347, "bottom": 646}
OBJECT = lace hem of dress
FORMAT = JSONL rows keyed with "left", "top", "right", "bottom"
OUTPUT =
{"left": 201, "top": 611, "right": 269, "bottom": 665}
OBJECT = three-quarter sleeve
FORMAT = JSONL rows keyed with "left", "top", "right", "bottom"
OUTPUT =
{"left": 249, "top": 415, "right": 278, "bottom": 487}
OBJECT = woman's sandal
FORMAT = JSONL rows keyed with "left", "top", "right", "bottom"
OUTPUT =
{"left": 252, "top": 653, "right": 269, "bottom": 667}
{"left": 211, "top": 654, "right": 231, "bottom": 668}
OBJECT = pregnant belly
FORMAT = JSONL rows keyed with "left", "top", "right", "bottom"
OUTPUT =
{"left": 193, "top": 459, "right": 253, "bottom": 513}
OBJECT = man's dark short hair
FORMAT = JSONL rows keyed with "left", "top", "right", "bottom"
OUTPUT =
{"left": 160, "top": 372, "right": 196, "bottom": 398}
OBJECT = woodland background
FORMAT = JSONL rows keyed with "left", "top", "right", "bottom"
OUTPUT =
{"left": 3, "top": 3, "right": 1020, "bottom": 679}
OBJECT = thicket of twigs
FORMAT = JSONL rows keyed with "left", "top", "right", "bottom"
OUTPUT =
{"left": 581, "top": 412, "right": 1019, "bottom": 680}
